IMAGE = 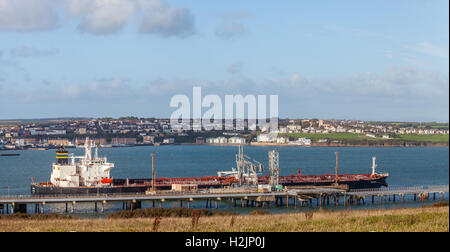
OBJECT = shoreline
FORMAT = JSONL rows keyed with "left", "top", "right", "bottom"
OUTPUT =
{"left": 180, "top": 143, "right": 449, "bottom": 148}
{"left": 1, "top": 143, "right": 448, "bottom": 152}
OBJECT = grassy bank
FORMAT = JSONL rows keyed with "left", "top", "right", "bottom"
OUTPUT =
{"left": 0, "top": 206, "right": 448, "bottom": 232}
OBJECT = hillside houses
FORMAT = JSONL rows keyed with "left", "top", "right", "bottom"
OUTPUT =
{"left": 0, "top": 117, "right": 448, "bottom": 150}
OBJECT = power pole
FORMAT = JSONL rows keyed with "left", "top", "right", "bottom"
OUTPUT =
{"left": 334, "top": 152, "right": 339, "bottom": 186}
{"left": 152, "top": 153, "right": 156, "bottom": 192}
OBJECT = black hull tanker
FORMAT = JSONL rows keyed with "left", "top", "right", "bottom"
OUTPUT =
{"left": 31, "top": 142, "right": 389, "bottom": 195}
{"left": 31, "top": 176, "right": 387, "bottom": 195}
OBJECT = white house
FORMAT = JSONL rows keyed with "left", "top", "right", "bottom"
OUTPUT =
{"left": 163, "top": 138, "right": 175, "bottom": 144}
{"left": 228, "top": 137, "right": 246, "bottom": 144}
{"left": 276, "top": 137, "right": 289, "bottom": 144}
{"left": 257, "top": 133, "right": 277, "bottom": 143}
{"left": 295, "top": 137, "right": 312, "bottom": 146}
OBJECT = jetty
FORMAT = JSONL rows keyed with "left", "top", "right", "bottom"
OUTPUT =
{"left": 0, "top": 185, "right": 448, "bottom": 214}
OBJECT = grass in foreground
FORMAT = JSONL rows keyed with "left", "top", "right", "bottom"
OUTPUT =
{"left": 0, "top": 206, "right": 448, "bottom": 232}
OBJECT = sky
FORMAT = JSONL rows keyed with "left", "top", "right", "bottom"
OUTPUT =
{"left": 0, "top": 0, "right": 448, "bottom": 122}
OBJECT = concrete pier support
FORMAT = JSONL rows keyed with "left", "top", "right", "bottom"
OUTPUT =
{"left": 34, "top": 203, "right": 41, "bottom": 214}
{"left": 14, "top": 204, "right": 27, "bottom": 213}
{"left": 131, "top": 200, "right": 141, "bottom": 210}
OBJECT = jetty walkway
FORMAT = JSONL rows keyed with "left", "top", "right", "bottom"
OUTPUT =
{"left": 0, "top": 185, "right": 448, "bottom": 214}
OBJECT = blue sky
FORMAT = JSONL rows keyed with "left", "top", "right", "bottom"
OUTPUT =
{"left": 0, "top": 0, "right": 448, "bottom": 121}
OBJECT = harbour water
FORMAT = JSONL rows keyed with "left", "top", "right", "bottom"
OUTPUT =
{"left": 0, "top": 146, "right": 448, "bottom": 214}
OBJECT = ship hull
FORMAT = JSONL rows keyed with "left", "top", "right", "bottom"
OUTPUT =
{"left": 31, "top": 176, "right": 387, "bottom": 195}
{"left": 31, "top": 184, "right": 152, "bottom": 195}
{"left": 279, "top": 176, "right": 388, "bottom": 189}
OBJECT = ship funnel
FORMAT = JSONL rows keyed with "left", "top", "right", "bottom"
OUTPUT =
{"left": 56, "top": 145, "right": 69, "bottom": 165}
{"left": 371, "top": 157, "right": 377, "bottom": 176}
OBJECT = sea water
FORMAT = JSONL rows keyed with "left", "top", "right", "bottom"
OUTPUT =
{"left": 0, "top": 146, "right": 448, "bottom": 214}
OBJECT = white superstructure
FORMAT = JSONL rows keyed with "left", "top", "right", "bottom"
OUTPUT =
{"left": 50, "top": 138, "right": 114, "bottom": 187}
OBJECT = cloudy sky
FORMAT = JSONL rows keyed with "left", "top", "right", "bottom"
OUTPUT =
{"left": 0, "top": 0, "right": 448, "bottom": 121}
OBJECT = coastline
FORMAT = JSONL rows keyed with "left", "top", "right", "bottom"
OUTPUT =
{"left": 180, "top": 142, "right": 449, "bottom": 148}
{"left": 1, "top": 142, "right": 448, "bottom": 152}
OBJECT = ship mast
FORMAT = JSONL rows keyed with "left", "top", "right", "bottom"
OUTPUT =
{"left": 84, "top": 137, "right": 92, "bottom": 160}
{"left": 334, "top": 152, "right": 339, "bottom": 186}
{"left": 152, "top": 153, "right": 156, "bottom": 192}
{"left": 371, "top": 157, "right": 377, "bottom": 176}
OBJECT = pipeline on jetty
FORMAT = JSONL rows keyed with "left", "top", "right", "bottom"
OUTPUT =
{"left": 0, "top": 185, "right": 448, "bottom": 215}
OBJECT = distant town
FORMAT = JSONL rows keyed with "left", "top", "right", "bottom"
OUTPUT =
{"left": 0, "top": 117, "right": 448, "bottom": 150}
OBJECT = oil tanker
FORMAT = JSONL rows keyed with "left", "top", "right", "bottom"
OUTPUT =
{"left": 31, "top": 139, "right": 388, "bottom": 195}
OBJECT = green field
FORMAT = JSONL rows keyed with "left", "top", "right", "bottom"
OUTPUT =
{"left": 396, "top": 134, "right": 449, "bottom": 143}
{"left": 280, "top": 133, "right": 449, "bottom": 145}
{"left": 281, "top": 133, "right": 371, "bottom": 141}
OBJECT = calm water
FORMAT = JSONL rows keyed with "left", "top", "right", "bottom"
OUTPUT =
{"left": 0, "top": 145, "right": 448, "bottom": 196}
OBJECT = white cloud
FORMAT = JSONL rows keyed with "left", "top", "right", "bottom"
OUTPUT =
{"left": 216, "top": 22, "right": 246, "bottom": 39}
{"left": 0, "top": 0, "right": 60, "bottom": 31}
{"left": 216, "top": 11, "right": 250, "bottom": 39}
{"left": 67, "top": 0, "right": 196, "bottom": 36}
{"left": 138, "top": 0, "right": 195, "bottom": 37}
{"left": 227, "top": 62, "right": 244, "bottom": 74}
{"left": 1, "top": 66, "right": 448, "bottom": 121}
{"left": 10, "top": 46, "right": 59, "bottom": 58}
{"left": 67, "top": 0, "right": 136, "bottom": 35}
{"left": 0, "top": 0, "right": 195, "bottom": 36}
{"left": 405, "top": 42, "right": 449, "bottom": 60}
